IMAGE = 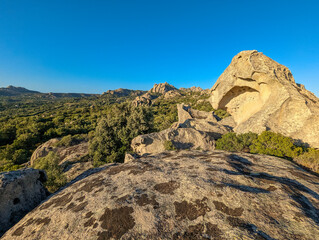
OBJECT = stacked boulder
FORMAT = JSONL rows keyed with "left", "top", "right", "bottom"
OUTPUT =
{"left": 131, "top": 104, "right": 231, "bottom": 154}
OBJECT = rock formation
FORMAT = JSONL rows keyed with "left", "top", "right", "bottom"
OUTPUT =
{"left": 132, "top": 83, "right": 179, "bottom": 106}
{"left": 3, "top": 150, "right": 319, "bottom": 239}
{"left": 149, "top": 82, "right": 177, "bottom": 94}
{"left": 132, "top": 93, "right": 157, "bottom": 107}
{"left": 30, "top": 138, "right": 91, "bottom": 182}
{"left": 210, "top": 50, "right": 319, "bottom": 147}
{"left": 131, "top": 104, "right": 231, "bottom": 154}
{"left": 102, "top": 88, "right": 145, "bottom": 97}
{"left": 163, "top": 90, "right": 182, "bottom": 99}
{"left": 0, "top": 169, "right": 48, "bottom": 237}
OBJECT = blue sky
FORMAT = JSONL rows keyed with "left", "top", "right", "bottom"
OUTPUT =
{"left": 0, "top": 0, "right": 318, "bottom": 95}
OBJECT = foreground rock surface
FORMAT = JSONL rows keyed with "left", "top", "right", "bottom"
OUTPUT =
{"left": 3, "top": 150, "right": 319, "bottom": 239}
{"left": 0, "top": 169, "right": 48, "bottom": 237}
{"left": 210, "top": 50, "right": 319, "bottom": 147}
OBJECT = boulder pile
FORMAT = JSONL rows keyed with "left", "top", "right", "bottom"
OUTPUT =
{"left": 131, "top": 104, "right": 231, "bottom": 154}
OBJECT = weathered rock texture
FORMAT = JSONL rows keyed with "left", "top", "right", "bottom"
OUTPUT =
{"left": 131, "top": 104, "right": 230, "bottom": 154}
{"left": 3, "top": 150, "right": 319, "bottom": 239}
{"left": 210, "top": 50, "right": 319, "bottom": 147}
{"left": 30, "top": 138, "right": 91, "bottom": 182}
{"left": 0, "top": 169, "right": 48, "bottom": 237}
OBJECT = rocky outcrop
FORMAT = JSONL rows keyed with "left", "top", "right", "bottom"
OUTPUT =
{"left": 163, "top": 90, "right": 181, "bottom": 99}
{"left": 30, "top": 139, "right": 60, "bottom": 165}
{"left": 149, "top": 82, "right": 177, "bottom": 94}
{"left": 131, "top": 104, "right": 231, "bottom": 154}
{"left": 210, "top": 50, "right": 319, "bottom": 147}
{"left": 132, "top": 83, "right": 179, "bottom": 106}
{"left": 30, "top": 138, "right": 91, "bottom": 182}
{"left": 3, "top": 150, "right": 319, "bottom": 239}
{"left": 132, "top": 93, "right": 157, "bottom": 107}
{"left": 102, "top": 88, "right": 145, "bottom": 97}
{"left": 0, "top": 169, "right": 48, "bottom": 237}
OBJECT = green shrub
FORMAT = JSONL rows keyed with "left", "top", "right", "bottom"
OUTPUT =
{"left": 214, "top": 109, "right": 230, "bottom": 120}
{"left": 294, "top": 148, "right": 319, "bottom": 173}
{"left": 0, "top": 162, "right": 21, "bottom": 172}
{"left": 55, "top": 134, "right": 86, "bottom": 147}
{"left": 164, "top": 140, "right": 176, "bottom": 151}
{"left": 250, "top": 131, "right": 302, "bottom": 159}
{"left": 216, "top": 132, "right": 258, "bottom": 152}
{"left": 12, "top": 149, "right": 30, "bottom": 165}
{"left": 33, "top": 152, "right": 67, "bottom": 192}
{"left": 193, "top": 101, "right": 214, "bottom": 112}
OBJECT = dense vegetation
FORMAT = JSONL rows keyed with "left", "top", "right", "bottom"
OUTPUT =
{"left": 216, "top": 131, "right": 319, "bottom": 174}
{"left": 0, "top": 90, "right": 216, "bottom": 173}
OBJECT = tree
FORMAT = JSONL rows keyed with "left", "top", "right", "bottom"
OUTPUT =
{"left": 216, "top": 132, "right": 258, "bottom": 152}
{"left": 89, "top": 103, "right": 152, "bottom": 166}
{"left": 250, "top": 131, "right": 302, "bottom": 159}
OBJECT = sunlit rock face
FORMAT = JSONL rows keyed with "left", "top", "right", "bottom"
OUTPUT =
{"left": 210, "top": 50, "right": 319, "bottom": 147}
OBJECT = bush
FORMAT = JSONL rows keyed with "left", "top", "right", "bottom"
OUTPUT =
{"left": 0, "top": 162, "right": 21, "bottom": 172}
{"left": 214, "top": 109, "right": 230, "bottom": 120}
{"left": 164, "top": 140, "right": 177, "bottom": 151}
{"left": 294, "top": 148, "right": 319, "bottom": 173}
{"left": 12, "top": 149, "right": 29, "bottom": 165}
{"left": 216, "top": 132, "right": 258, "bottom": 152}
{"left": 32, "top": 152, "right": 67, "bottom": 192}
{"left": 250, "top": 131, "right": 302, "bottom": 159}
{"left": 55, "top": 134, "right": 86, "bottom": 147}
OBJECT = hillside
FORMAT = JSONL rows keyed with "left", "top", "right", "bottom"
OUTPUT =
{"left": 0, "top": 86, "right": 40, "bottom": 96}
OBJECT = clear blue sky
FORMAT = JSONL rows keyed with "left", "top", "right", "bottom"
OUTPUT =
{"left": 0, "top": 0, "right": 318, "bottom": 95}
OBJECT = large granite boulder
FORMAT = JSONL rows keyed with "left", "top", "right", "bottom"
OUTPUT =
{"left": 0, "top": 169, "right": 48, "bottom": 237}
{"left": 3, "top": 150, "right": 319, "bottom": 239}
{"left": 210, "top": 50, "right": 319, "bottom": 147}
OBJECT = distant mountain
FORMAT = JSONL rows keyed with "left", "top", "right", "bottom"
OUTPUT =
{"left": 0, "top": 85, "right": 99, "bottom": 98}
{"left": 0, "top": 85, "right": 40, "bottom": 96}
{"left": 102, "top": 88, "right": 146, "bottom": 97}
